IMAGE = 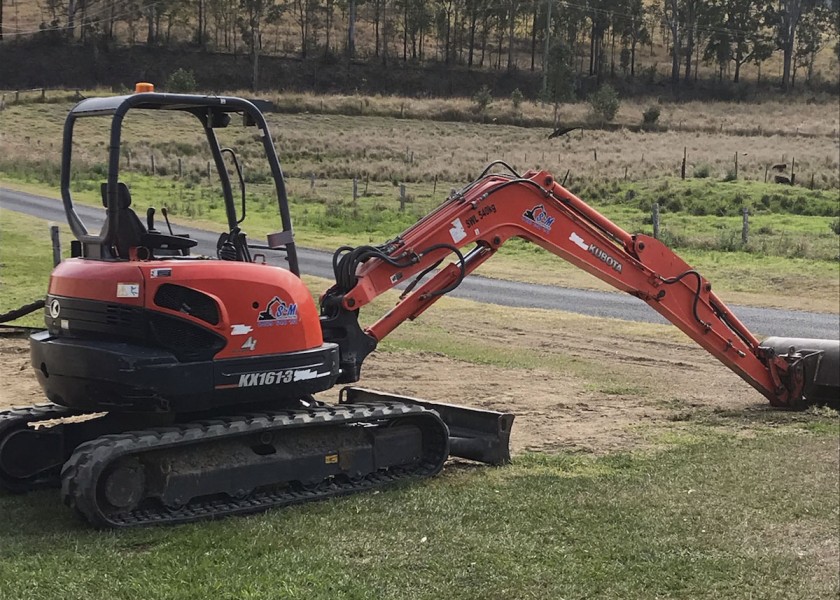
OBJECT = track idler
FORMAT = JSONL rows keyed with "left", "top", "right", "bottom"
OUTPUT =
{"left": 759, "top": 337, "right": 840, "bottom": 408}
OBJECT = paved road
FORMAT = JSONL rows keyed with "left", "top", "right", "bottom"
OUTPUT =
{"left": 2, "top": 187, "right": 838, "bottom": 341}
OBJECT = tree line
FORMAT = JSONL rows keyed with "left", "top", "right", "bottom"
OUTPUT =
{"left": 2, "top": 0, "right": 838, "bottom": 93}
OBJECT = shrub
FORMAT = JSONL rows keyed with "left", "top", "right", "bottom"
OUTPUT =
{"left": 642, "top": 105, "right": 661, "bottom": 125}
{"left": 166, "top": 68, "right": 197, "bottom": 93}
{"left": 472, "top": 85, "right": 493, "bottom": 114}
{"left": 587, "top": 84, "right": 620, "bottom": 123}
{"left": 693, "top": 164, "right": 712, "bottom": 178}
{"left": 830, "top": 218, "right": 840, "bottom": 235}
{"left": 510, "top": 88, "right": 524, "bottom": 111}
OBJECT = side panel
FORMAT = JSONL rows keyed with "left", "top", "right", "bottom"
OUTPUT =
{"left": 47, "top": 259, "right": 324, "bottom": 358}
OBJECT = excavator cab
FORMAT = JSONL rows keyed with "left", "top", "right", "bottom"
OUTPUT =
{"left": 59, "top": 84, "right": 299, "bottom": 272}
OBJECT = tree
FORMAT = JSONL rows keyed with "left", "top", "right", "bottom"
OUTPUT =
{"left": 663, "top": 0, "right": 681, "bottom": 84}
{"left": 724, "top": 0, "right": 773, "bottom": 83}
{"left": 772, "top": 0, "right": 808, "bottom": 91}
{"left": 793, "top": 4, "right": 831, "bottom": 86}
{"left": 543, "top": 39, "right": 575, "bottom": 122}
{"left": 618, "top": 0, "right": 650, "bottom": 77}
{"left": 238, "top": 0, "right": 283, "bottom": 90}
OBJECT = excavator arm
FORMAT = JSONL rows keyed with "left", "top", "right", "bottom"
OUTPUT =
{"left": 320, "top": 164, "right": 837, "bottom": 408}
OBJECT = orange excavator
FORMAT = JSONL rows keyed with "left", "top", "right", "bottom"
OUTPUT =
{"left": 1, "top": 89, "right": 836, "bottom": 527}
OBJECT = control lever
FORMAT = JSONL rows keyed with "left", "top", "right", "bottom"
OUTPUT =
{"left": 161, "top": 207, "right": 175, "bottom": 235}
{"left": 146, "top": 207, "right": 156, "bottom": 231}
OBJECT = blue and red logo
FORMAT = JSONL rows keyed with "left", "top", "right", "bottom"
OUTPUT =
{"left": 522, "top": 204, "right": 555, "bottom": 233}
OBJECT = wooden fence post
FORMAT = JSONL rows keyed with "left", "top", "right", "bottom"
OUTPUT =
{"left": 364, "top": 174, "right": 369, "bottom": 195}
{"left": 399, "top": 184, "right": 406, "bottom": 211}
{"left": 433, "top": 175, "right": 438, "bottom": 197}
{"left": 352, "top": 177, "right": 358, "bottom": 205}
{"left": 178, "top": 158, "right": 183, "bottom": 178}
{"left": 741, "top": 208, "right": 749, "bottom": 245}
{"left": 50, "top": 225, "right": 61, "bottom": 266}
{"left": 207, "top": 161, "right": 212, "bottom": 180}
{"left": 681, "top": 147, "right": 686, "bottom": 180}
{"left": 652, "top": 203, "right": 660, "bottom": 239}
{"left": 734, "top": 152, "right": 738, "bottom": 180}
{"left": 310, "top": 174, "right": 316, "bottom": 191}
{"left": 151, "top": 154, "right": 156, "bottom": 175}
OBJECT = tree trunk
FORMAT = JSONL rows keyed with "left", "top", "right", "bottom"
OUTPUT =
{"left": 780, "top": 0, "right": 803, "bottom": 91}
{"left": 506, "top": 2, "right": 515, "bottom": 70}
{"left": 346, "top": 0, "right": 356, "bottom": 58}
{"left": 667, "top": 0, "right": 680, "bottom": 85}
{"left": 147, "top": 3, "right": 156, "bottom": 45}
{"left": 530, "top": 3, "right": 538, "bottom": 71}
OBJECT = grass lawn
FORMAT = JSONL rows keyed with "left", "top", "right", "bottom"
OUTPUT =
{"left": 0, "top": 425, "right": 837, "bottom": 600}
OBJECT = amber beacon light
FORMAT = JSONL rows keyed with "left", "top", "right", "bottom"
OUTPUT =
{"left": 134, "top": 82, "right": 155, "bottom": 93}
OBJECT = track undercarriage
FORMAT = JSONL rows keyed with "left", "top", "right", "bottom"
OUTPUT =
{"left": 0, "top": 390, "right": 513, "bottom": 527}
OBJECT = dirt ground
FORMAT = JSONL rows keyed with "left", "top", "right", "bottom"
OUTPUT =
{"left": 1, "top": 320, "right": 761, "bottom": 455}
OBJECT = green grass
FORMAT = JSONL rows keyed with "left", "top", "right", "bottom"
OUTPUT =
{"left": 0, "top": 426, "right": 836, "bottom": 600}
{"left": 0, "top": 210, "right": 73, "bottom": 327}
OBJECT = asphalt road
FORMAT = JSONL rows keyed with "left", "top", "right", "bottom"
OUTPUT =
{"left": 2, "top": 187, "right": 838, "bottom": 341}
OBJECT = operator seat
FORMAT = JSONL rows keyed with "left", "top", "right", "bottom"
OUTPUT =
{"left": 100, "top": 182, "right": 146, "bottom": 258}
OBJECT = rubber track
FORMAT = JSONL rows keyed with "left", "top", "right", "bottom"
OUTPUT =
{"left": 0, "top": 403, "right": 85, "bottom": 492}
{"left": 61, "top": 402, "right": 448, "bottom": 528}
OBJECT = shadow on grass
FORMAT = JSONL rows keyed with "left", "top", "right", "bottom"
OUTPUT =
{"left": 0, "top": 489, "right": 90, "bottom": 538}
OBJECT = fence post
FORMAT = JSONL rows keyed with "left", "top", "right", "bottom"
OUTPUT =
{"left": 364, "top": 174, "right": 369, "bottom": 195}
{"left": 764, "top": 164, "right": 768, "bottom": 183}
{"left": 624, "top": 166, "right": 628, "bottom": 181}
{"left": 151, "top": 154, "right": 156, "bottom": 175}
{"left": 433, "top": 175, "right": 438, "bottom": 197}
{"left": 652, "top": 203, "right": 660, "bottom": 239}
{"left": 790, "top": 157, "right": 796, "bottom": 185}
{"left": 50, "top": 225, "right": 61, "bottom": 266}
{"left": 352, "top": 177, "right": 358, "bottom": 205}
{"left": 310, "top": 174, "right": 316, "bottom": 191}
{"left": 681, "top": 147, "right": 686, "bottom": 180}
{"left": 734, "top": 152, "right": 738, "bottom": 180}
{"left": 399, "top": 184, "right": 406, "bottom": 211}
{"left": 207, "top": 161, "right": 212, "bottom": 180}
{"left": 41, "top": 88, "right": 46, "bottom": 101}
{"left": 178, "top": 158, "right": 183, "bottom": 178}
{"left": 741, "top": 208, "right": 749, "bottom": 245}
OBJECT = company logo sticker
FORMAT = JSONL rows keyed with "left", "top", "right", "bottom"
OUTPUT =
{"left": 49, "top": 299, "right": 61, "bottom": 319}
{"left": 522, "top": 204, "right": 555, "bottom": 233}
{"left": 230, "top": 324, "right": 253, "bottom": 336}
{"left": 257, "top": 296, "right": 299, "bottom": 327}
{"left": 569, "top": 232, "right": 623, "bottom": 273}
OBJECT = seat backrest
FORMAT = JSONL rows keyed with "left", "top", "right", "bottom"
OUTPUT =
{"left": 100, "top": 182, "right": 146, "bottom": 257}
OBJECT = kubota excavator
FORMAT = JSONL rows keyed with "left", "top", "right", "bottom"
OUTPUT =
{"left": 1, "top": 88, "right": 837, "bottom": 527}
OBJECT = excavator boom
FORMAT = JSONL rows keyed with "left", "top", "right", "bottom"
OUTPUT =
{"left": 321, "top": 165, "right": 838, "bottom": 409}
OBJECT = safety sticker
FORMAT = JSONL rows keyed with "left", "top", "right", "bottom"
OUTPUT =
{"left": 230, "top": 324, "right": 254, "bottom": 336}
{"left": 116, "top": 283, "right": 140, "bottom": 298}
{"left": 150, "top": 268, "right": 172, "bottom": 278}
{"left": 449, "top": 218, "right": 467, "bottom": 243}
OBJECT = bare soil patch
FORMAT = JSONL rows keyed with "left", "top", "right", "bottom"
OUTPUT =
{"left": 0, "top": 316, "right": 761, "bottom": 457}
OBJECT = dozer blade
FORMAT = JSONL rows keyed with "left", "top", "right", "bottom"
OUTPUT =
{"left": 760, "top": 337, "right": 840, "bottom": 406}
{"left": 340, "top": 387, "right": 515, "bottom": 465}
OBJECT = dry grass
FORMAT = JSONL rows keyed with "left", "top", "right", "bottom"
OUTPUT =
{"left": 1, "top": 97, "right": 838, "bottom": 189}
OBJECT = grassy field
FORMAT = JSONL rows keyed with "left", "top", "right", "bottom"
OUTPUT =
{"left": 1, "top": 208, "right": 838, "bottom": 600}
{"left": 0, "top": 427, "right": 837, "bottom": 600}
